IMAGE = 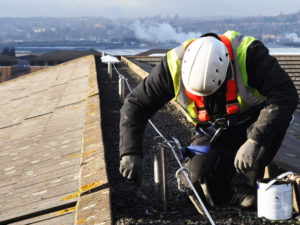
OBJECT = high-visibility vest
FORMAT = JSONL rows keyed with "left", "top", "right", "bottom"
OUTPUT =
{"left": 166, "top": 30, "right": 266, "bottom": 124}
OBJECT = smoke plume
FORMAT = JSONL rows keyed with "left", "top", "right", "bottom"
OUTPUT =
{"left": 131, "top": 20, "right": 201, "bottom": 44}
{"left": 285, "top": 33, "right": 300, "bottom": 43}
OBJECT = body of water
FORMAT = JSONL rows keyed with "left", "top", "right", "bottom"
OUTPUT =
{"left": 14, "top": 44, "right": 300, "bottom": 57}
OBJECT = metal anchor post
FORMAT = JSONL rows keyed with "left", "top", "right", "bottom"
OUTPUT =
{"left": 119, "top": 77, "right": 125, "bottom": 104}
{"left": 108, "top": 62, "right": 112, "bottom": 79}
{"left": 153, "top": 142, "right": 168, "bottom": 212}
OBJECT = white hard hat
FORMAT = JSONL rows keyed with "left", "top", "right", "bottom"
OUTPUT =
{"left": 181, "top": 37, "right": 230, "bottom": 96}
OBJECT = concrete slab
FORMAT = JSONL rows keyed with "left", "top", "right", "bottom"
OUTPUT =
{"left": 11, "top": 212, "right": 75, "bottom": 225}
{"left": 0, "top": 55, "right": 111, "bottom": 225}
{"left": 75, "top": 188, "right": 111, "bottom": 225}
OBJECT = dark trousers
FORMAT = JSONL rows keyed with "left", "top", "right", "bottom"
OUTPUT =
{"left": 188, "top": 115, "right": 286, "bottom": 205}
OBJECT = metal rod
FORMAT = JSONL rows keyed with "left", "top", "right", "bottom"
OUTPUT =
{"left": 154, "top": 143, "right": 168, "bottom": 212}
{"left": 119, "top": 77, "right": 125, "bottom": 104}
{"left": 108, "top": 62, "right": 112, "bottom": 79}
{"left": 149, "top": 120, "right": 183, "bottom": 167}
{"left": 113, "top": 63, "right": 215, "bottom": 225}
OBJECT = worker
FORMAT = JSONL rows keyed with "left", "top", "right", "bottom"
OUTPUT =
{"left": 119, "top": 30, "right": 299, "bottom": 209}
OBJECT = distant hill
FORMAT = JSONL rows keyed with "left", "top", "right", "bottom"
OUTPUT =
{"left": 0, "top": 11, "right": 299, "bottom": 47}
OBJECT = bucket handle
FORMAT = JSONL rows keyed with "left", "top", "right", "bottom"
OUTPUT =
{"left": 264, "top": 171, "right": 294, "bottom": 191}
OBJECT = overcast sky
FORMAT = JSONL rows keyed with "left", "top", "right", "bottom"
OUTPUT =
{"left": 0, "top": 0, "right": 299, "bottom": 18}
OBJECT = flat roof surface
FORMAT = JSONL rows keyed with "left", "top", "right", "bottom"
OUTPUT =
{"left": 274, "top": 112, "right": 300, "bottom": 173}
{"left": 0, "top": 55, "right": 110, "bottom": 224}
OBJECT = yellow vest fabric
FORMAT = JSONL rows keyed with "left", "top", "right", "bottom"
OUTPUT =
{"left": 166, "top": 30, "right": 266, "bottom": 124}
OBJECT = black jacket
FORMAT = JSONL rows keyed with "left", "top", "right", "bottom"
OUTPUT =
{"left": 119, "top": 40, "right": 299, "bottom": 158}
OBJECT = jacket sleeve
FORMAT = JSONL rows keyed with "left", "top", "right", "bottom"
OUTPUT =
{"left": 246, "top": 40, "right": 299, "bottom": 148}
{"left": 119, "top": 56, "right": 175, "bottom": 158}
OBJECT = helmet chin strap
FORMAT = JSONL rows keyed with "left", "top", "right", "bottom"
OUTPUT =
{"left": 185, "top": 88, "right": 211, "bottom": 122}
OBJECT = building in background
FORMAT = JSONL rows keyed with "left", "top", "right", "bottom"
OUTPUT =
{"left": 29, "top": 50, "right": 101, "bottom": 73}
{"left": 0, "top": 54, "right": 18, "bottom": 82}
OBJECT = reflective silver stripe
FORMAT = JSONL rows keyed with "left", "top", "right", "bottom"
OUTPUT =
{"left": 231, "top": 35, "right": 265, "bottom": 107}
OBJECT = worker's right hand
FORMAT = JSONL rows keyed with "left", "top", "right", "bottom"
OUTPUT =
{"left": 119, "top": 155, "right": 142, "bottom": 183}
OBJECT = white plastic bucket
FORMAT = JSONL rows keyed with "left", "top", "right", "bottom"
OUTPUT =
{"left": 257, "top": 175, "right": 293, "bottom": 220}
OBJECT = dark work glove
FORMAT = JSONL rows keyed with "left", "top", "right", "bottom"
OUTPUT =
{"left": 185, "top": 135, "right": 220, "bottom": 184}
{"left": 186, "top": 146, "right": 220, "bottom": 184}
{"left": 234, "top": 139, "right": 260, "bottom": 174}
{"left": 119, "top": 155, "right": 142, "bottom": 183}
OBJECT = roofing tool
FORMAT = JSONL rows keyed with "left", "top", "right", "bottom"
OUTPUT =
{"left": 172, "top": 137, "right": 214, "bottom": 208}
{"left": 200, "top": 179, "right": 214, "bottom": 207}
{"left": 171, "top": 136, "right": 185, "bottom": 160}
{"left": 197, "top": 118, "right": 228, "bottom": 144}
{"left": 187, "top": 189, "right": 206, "bottom": 216}
{"left": 115, "top": 63, "right": 216, "bottom": 225}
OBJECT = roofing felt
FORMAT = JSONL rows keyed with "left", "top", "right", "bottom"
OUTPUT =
{"left": 0, "top": 56, "right": 110, "bottom": 224}
{"left": 29, "top": 49, "right": 101, "bottom": 63}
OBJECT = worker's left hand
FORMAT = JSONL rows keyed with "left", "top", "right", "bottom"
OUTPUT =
{"left": 234, "top": 139, "right": 260, "bottom": 174}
